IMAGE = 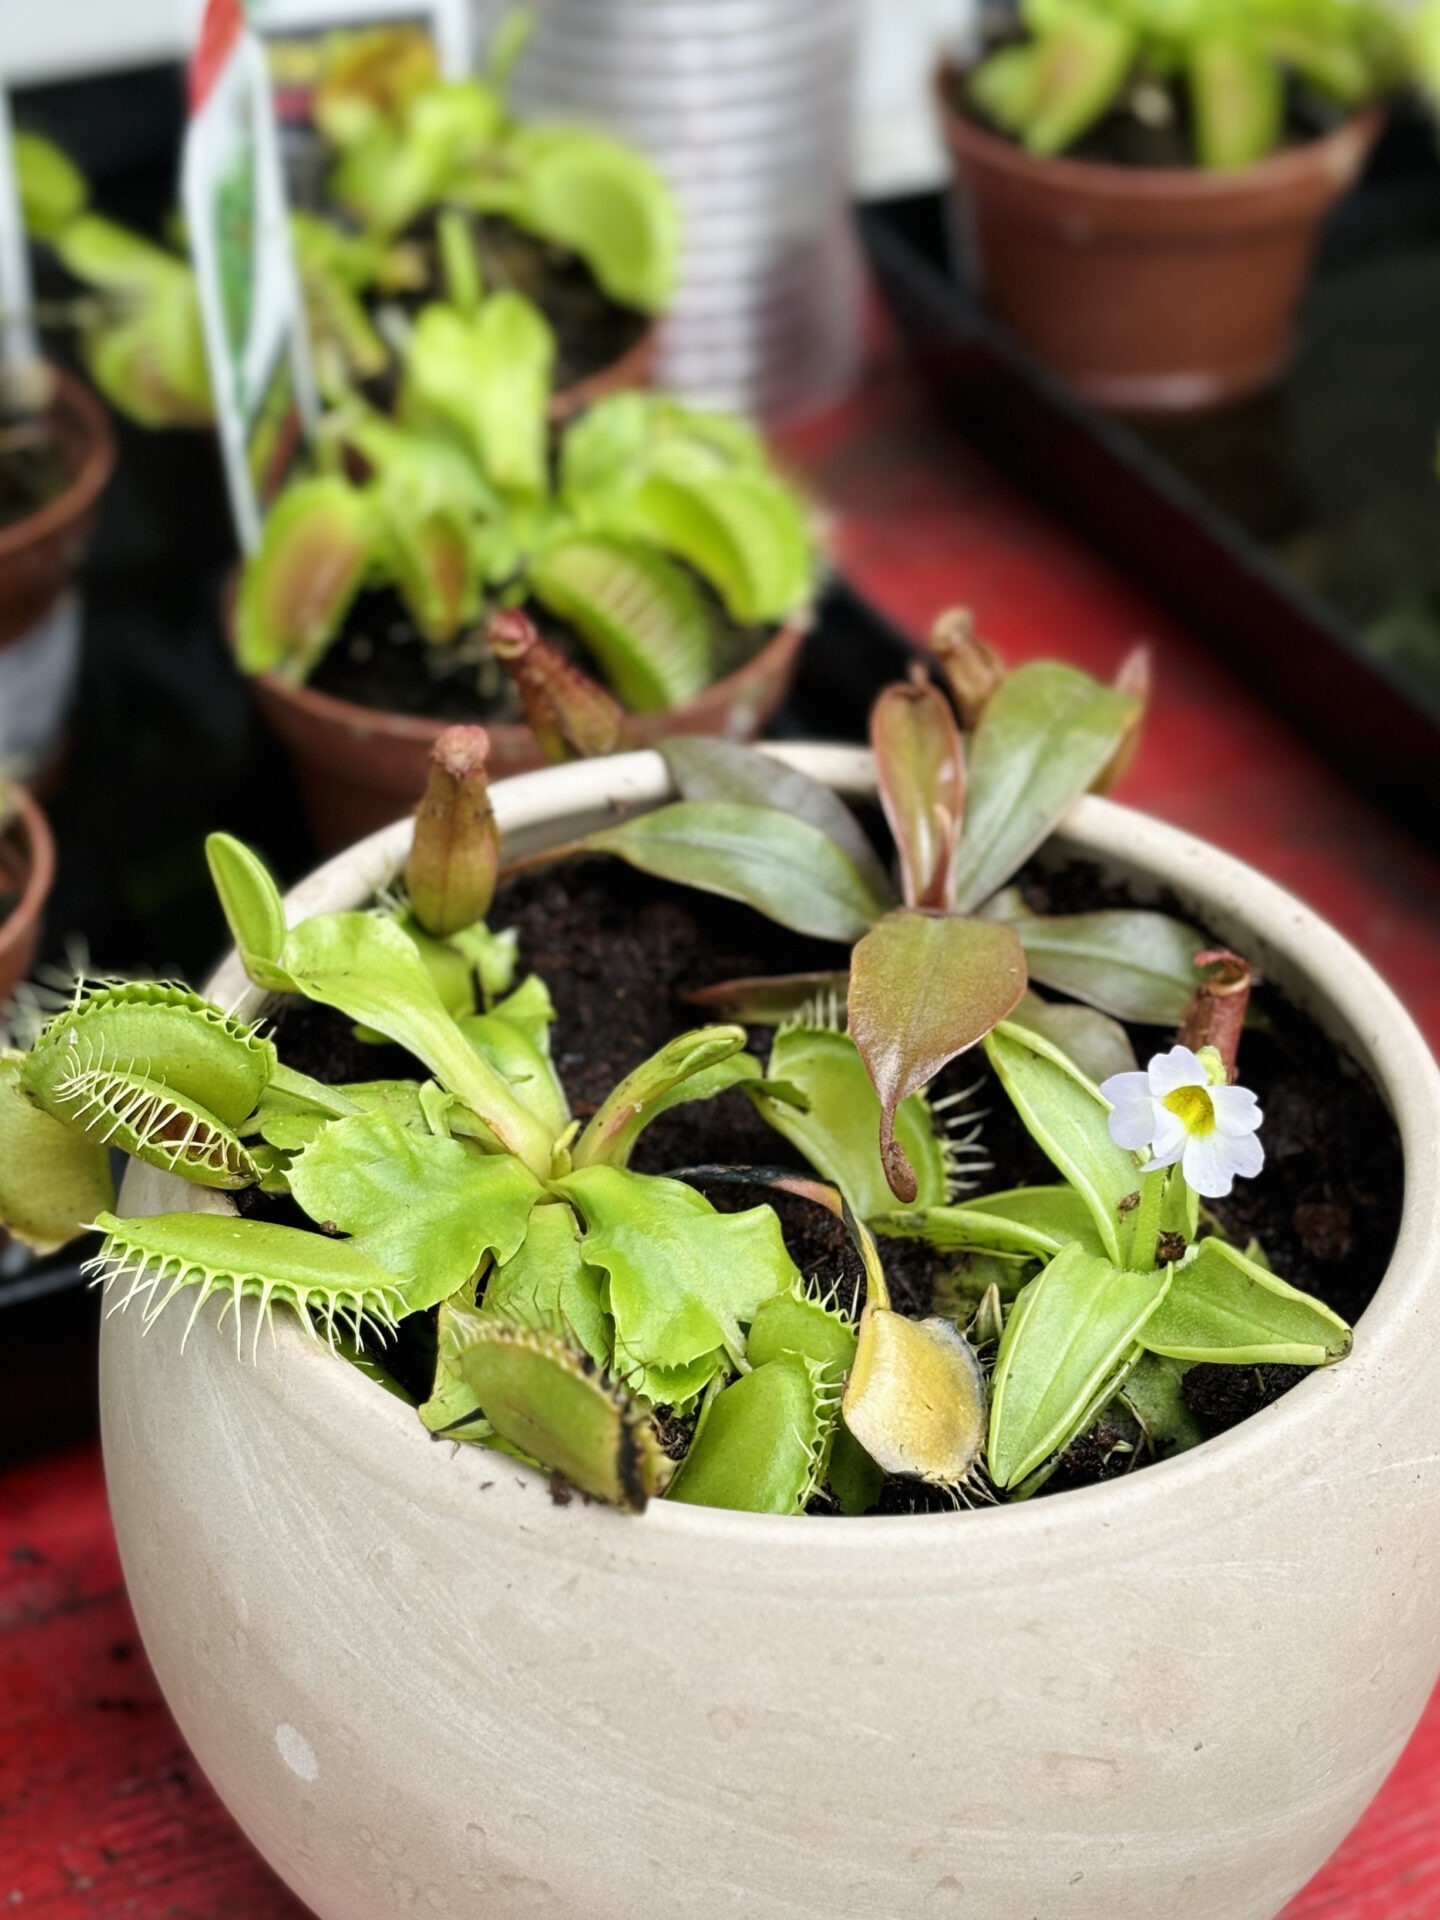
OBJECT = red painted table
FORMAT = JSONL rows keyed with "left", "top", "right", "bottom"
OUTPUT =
{"left": 6, "top": 345, "right": 1440, "bottom": 1916}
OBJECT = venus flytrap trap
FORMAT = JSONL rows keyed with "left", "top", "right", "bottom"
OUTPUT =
{"left": 0, "top": 670, "right": 1366, "bottom": 1519}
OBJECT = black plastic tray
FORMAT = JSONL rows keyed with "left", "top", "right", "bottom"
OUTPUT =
{"left": 859, "top": 115, "right": 1440, "bottom": 846}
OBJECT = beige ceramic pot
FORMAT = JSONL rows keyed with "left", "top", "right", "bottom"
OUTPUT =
{"left": 100, "top": 747, "right": 1440, "bottom": 1920}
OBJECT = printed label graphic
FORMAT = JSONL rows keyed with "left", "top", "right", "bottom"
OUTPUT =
{"left": 184, "top": 0, "right": 316, "bottom": 551}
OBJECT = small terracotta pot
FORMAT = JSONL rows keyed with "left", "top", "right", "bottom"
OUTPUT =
{"left": 935, "top": 66, "right": 1381, "bottom": 415}
{"left": 237, "top": 599, "right": 813, "bottom": 852}
{"left": 0, "top": 782, "right": 57, "bottom": 1008}
{"left": 0, "top": 366, "right": 115, "bottom": 648}
{"left": 549, "top": 318, "right": 660, "bottom": 424}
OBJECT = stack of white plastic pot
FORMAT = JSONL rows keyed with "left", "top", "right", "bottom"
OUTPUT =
{"left": 505, "top": 0, "right": 864, "bottom": 423}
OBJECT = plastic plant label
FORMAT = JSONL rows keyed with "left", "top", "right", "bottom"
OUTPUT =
{"left": 0, "top": 84, "right": 39, "bottom": 376}
{"left": 183, "top": 0, "right": 317, "bottom": 553}
{"left": 248, "top": 0, "right": 472, "bottom": 201}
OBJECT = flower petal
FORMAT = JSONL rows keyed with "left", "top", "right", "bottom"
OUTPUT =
{"left": 1147, "top": 1046, "right": 1208, "bottom": 1097}
{"left": 1108, "top": 1097, "right": 1160, "bottom": 1153}
{"left": 1210, "top": 1083, "right": 1263, "bottom": 1136}
{"left": 1142, "top": 1108, "right": 1188, "bottom": 1171}
{"left": 1225, "top": 1130, "right": 1265, "bottom": 1181}
{"left": 1100, "top": 1070, "right": 1152, "bottom": 1109}
{"left": 1180, "top": 1130, "right": 1249, "bottom": 1198}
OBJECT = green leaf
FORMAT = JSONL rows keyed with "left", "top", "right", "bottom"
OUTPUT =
{"left": 988, "top": 1243, "right": 1169, "bottom": 1489}
{"left": 667, "top": 1354, "right": 835, "bottom": 1515}
{"left": 988, "top": 894, "right": 1207, "bottom": 1025}
{"left": 206, "top": 834, "right": 292, "bottom": 994}
{"left": 572, "top": 1025, "right": 754, "bottom": 1170}
{"left": 627, "top": 470, "right": 812, "bottom": 624}
{"left": 279, "top": 912, "right": 555, "bottom": 1175}
{"left": 971, "top": 43, "right": 1042, "bottom": 134}
{"left": 481, "top": 1199, "right": 611, "bottom": 1372}
{"left": 419, "top": 1289, "right": 494, "bottom": 1441}
{"left": 875, "top": 1184, "right": 1101, "bottom": 1260}
{"left": 1025, "top": 9, "right": 1138, "bottom": 156}
{"left": 950, "top": 662, "right": 1141, "bottom": 915}
{"left": 456, "top": 1318, "right": 671, "bottom": 1508}
{"left": 526, "top": 536, "right": 713, "bottom": 712}
{"left": 1190, "top": 32, "right": 1283, "bottom": 170}
{"left": 746, "top": 1281, "right": 858, "bottom": 1382}
{"left": 752, "top": 1024, "right": 951, "bottom": 1221}
{"left": 236, "top": 479, "right": 376, "bottom": 681}
{"left": 458, "top": 979, "right": 569, "bottom": 1141}
{"left": 0, "top": 1056, "right": 115, "bottom": 1253}
{"left": 1120, "top": 1351, "right": 1203, "bottom": 1457}
{"left": 1141, "top": 1238, "right": 1352, "bottom": 1367}
{"left": 14, "top": 131, "right": 88, "bottom": 240}
{"left": 983, "top": 1021, "right": 1140, "bottom": 1264}
{"left": 402, "top": 294, "right": 554, "bottom": 496}
{"left": 504, "top": 128, "right": 679, "bottom": 314}
{"left": 557, "top": 1166, "right": 798, "bottom": 1399}
{"left": 287, "top": 1110, "right": 542, "bottom": 1312}
{"left": 659, "top": 737, "right": 893, "bottom": 905}
{"left": 583, "top": 802, "right": 886, "bottom": 942}
{"left": 848, "top": 910, "right": 1027, "bottom": 1203}
{"left": 1011, "top": 990, "right": 1136, "bottom": 1086}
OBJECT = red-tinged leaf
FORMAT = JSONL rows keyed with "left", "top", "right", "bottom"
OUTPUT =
{"left": 925, "top": 606, "right": 1006, "bottom": 729}
{"left": 1094, "top": 644, "right": 1152, "bottom": 796}
{"left": 848, "top": 910, "right": 1027, "bottom": 1203}
{"left": 870, "top": 676, "right": 966, "bottom": 911}
{"left": 683, "top": 970, "right": 851, "bottom": 1026}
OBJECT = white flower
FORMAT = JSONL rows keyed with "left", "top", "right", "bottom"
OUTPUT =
{"left": 1100, "top": 1045, "right": 1264, "bottom": 1199}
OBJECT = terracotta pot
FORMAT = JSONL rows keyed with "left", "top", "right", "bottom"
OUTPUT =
{"left": 0, "top": 367, "right": 116, "bottom": 782}
{"left": 935, "top": 66, "right": 1381, "bottom": 415}
{"left": 549, "top": 317, "right": 659, "bottom": 424}
{"left": 237, "top": 597, "right": 813, "bottom": 852}
{"left": 0, "top": 782, "right": 56, "bottom": 1008}
{"left": 102, "top": 747, "right": 1440, "bottom": 1920}
{"left": 0, "top": 366, "right": 115, "bottom": 647}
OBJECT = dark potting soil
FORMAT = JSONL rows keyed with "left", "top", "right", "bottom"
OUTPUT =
{"left": 269, "top": 846, "right": 1403, "bottom": 1513}
{"left": 306, "top": 583, "right": 768, "bottom": 725}
{"left": 0, "top": 415, "right": 70, "bottom": 531}
{"left": 950, "top": 64, "right": 1350, "bottom": 172}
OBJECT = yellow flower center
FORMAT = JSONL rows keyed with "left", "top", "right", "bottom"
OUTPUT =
{"left": 1163, "top": 1083, "right": 1215, "bottom": 1136}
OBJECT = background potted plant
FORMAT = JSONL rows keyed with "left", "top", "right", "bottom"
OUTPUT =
{"left": 0, "top": 777, "right": 55, "bottom": 1008}
{"left": 299, "top": 13, "right": 678, "bottom": 419}
{"left": 1, "top": 624, "right": 1432, "bottom": 1914}
{"left": 232, "top": 263, "right": 818, "bottom": 849}
{"left": 936, "top": 0, "right": 1421, "bottom": 413}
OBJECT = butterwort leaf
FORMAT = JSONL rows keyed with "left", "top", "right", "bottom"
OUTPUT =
{"left": 982, "top": 1021, "right": 1140, "bottom": 1265}
{"left": 1140, "top": 1238, "right": 1351, "bottom": 1367}
{"left": 583, "top": 802, "right": 886, "bottom": 942}
{"left": 951, "top": 662, "right": 1140, "bottom": 914}
{"left": 848, "top": 910, "right": 1026, "bottom": 1203}
{"left": 988, "top": 1243, "right": 1169, "bottom": 1489}
{"left": 871, "top": 677, "right": 966, "bottom": 911}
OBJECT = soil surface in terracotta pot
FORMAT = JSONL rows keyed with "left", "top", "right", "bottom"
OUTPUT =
{"left": 0, "top": 404, "right": 72, "bottom": 531}
{"left": 365, "top": 213, "right": 654, "bottom": 416}
{"left": 308, "top": 581, "right": 772, "bottom": 726}
{"left": 241, "top": 843, "right": 1402, "bottom": 1517}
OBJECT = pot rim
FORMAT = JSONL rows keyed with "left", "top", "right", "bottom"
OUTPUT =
{"left": 0, "top": 363, "right": 117, "bottom": 565}
{"left": 179, "top": 743, "right": 1440, "bottom": 1547}
{"left": 934, "top": 58, "right": 1384, "bottom": 202}
{"left": 0, "top": 779, "right": 56, "bottom": 969}
{"left": 233, "top": 596, "right": 816, "bottom": 746}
